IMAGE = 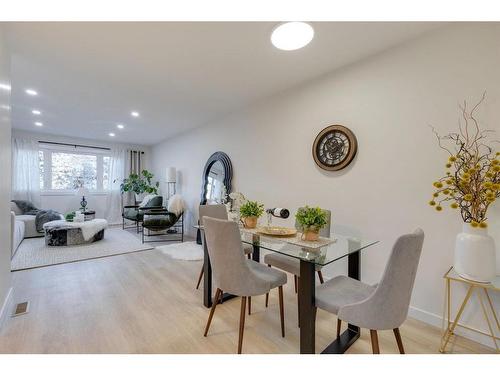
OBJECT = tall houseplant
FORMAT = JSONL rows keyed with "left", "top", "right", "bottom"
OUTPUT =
{"left": 430, "top": 93, "right": 499, "bottom": 282}
{"left": 120, "top": 170, "right": 160, "bottom": 201}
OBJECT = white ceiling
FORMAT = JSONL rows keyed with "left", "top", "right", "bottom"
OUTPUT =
{"left": 5, "top": 22, "right": 442, "bottom": 145}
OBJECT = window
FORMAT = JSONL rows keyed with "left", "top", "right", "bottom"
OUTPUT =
{"left": 39, "top": 144, "right": 111, "bottom": 192}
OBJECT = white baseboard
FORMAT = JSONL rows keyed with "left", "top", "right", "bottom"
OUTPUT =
{"left": 408, "top": 305, "right": 496, "bottom": 349}
{"left": 0, "top": 287, "right": 13, "bottom": 333}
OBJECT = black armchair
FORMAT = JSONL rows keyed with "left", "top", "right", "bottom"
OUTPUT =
{"left": 122, "top": 195, "right": 163, "bottom": 232}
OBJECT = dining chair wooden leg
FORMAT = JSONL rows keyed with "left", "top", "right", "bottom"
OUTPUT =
{"left": 238, "top": 296, "right": 247, "bottom": 354}
{"left": 370, "top": 330, "right": 380, "bottom": 354}
{"left": 219, "top": 290, "right": 224, "bottom": 304}
{"left": 278, "top": 286, "right": 285, "bottom": 337}
{"left": 317, "top": 270, "right": 324, "bottom": 284}
{"left": 294, "top": 275, "right": 298, "bottom": 293}
{"left": 204, "top": 288, "right": 222, "bottom": 337}
{"left": 336, "top": 319, "right": 341, "bottom": 337}
{"left": 393, "top": 328, "right": 405, "bottom": 354}
{"left": 196, "top": 266, "right": 204, "bottom": 290}
{"left": 248, "top": 296, "right": 252, "bottom": 315}
{"left": 265, "top": 264, "right": 271, "bottom": 307}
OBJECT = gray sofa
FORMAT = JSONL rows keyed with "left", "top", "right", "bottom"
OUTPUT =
{"left": 10, "top": 202, "right": 46, "bottom": 258}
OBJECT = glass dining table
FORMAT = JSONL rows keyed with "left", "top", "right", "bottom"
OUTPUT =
{"left": 196, "top": 224, "right": 379, "bottom": 354}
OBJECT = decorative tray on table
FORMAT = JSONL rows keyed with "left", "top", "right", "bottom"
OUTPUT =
{"left": 256, "top": 226, "right": 297, "bottom": 237}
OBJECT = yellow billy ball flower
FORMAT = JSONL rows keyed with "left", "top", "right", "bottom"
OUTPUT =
{"left": 464, "top": 194, "right": 473, "bottom": 201}
{"left": 487, "top": 196, "right": 495, "bottom": 203}
{"left": 462, "top": 173, "right": 471, "bottom": 179}
{"left": 496, "top": 152, "right": 500, "bottom": 156}
{"left": 486, "top": 172, "right": 493, "bottom": 178}
{"left": 449, "top": 156, "right": 457, "bottom": 162}
{"left": 446, "top": 163, "right": 452, "bottom": 168}
{"left": 435, "top": 205, "right": 442, "bottom": 211}
{"left": 433, "top": 192, "right": 439, "bottom": 197}
{"left": 446, "top": 179, "right": 453, "bottom": 185}
{"left": 429, "top": 200, "right": 436, "bottom": 206}
{"left": 494, "top": 184, "right": 500, "bottom": 190}
{"left": 470, "top": 221, "right": 479, "bottom": 228}
{"left": 479, "top": 222, "right": 488, "bottom": 228}
{"left": 493, "top": 165, "right": 500, "bottom": 172}
{"left": 446, "top": 171, "right": 451, "bottom": 176}
{"left": 483, "top": 181, "right": 493, "bottom": 189}
{"left": 492, "top": 159, "right": 499, "bottom": 165}
{"left": 450, "top": 202, "right": 458, "bottom": 209}
{"left": 443, "top": 189, "right": 450, "bottom": 195}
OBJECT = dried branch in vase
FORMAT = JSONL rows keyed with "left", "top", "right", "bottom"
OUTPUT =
{"left": 429, "top": 93, "right": 500, "bottom": 228}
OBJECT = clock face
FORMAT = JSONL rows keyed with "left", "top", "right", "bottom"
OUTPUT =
{"left": 312, "top": 125, "right": 358, "bottom": 171}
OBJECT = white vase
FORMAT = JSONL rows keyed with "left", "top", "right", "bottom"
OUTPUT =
{"left": 454, "top": 223, "right": 496, "bottom": 283}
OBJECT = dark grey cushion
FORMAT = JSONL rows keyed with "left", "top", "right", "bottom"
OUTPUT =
{"left": 11, "top": 200, "right": 38, "bottom": 215}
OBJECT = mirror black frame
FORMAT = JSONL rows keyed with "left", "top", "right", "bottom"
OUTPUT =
{"left": 197, "top": 151, "right": 233, "bottom": 244}
{"left": 200, "top": 151, "right": 233, "bottom": 205}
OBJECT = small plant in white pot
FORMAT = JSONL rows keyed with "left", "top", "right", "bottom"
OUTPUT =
{"left": 295, "top": 206, "right": 328, "bottom": 241}
{"left": 239, "top": 200, "right": 264, "bottom": 229}
{"left": 430, "top": 93, "right": 499, "bottom": 282}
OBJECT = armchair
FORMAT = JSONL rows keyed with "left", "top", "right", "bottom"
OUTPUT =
{"left": 122, "top": 195, "right": 163, "bottom": 232}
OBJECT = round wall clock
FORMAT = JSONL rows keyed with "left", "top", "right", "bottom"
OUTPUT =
{"left": 312, "top": 125, "right": 358, "bottom": 171}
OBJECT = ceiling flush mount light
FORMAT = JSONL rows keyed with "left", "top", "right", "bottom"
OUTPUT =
{"left": 117, "top": 124, "right": 124, "bottom": 129}
{"left": 34, "top": 121, "right": 43, "bottom": 127}
{"left": 271, "top": 22, "right": 314, "bottom": 51}
{"left": 131, "top": 111, "right": 139, "bottom": 117}
{"left": 109, "top": 132, "right": 116, "bottom": 137}
{"left": 32, "top": 109, "right": 41, "bottom": 115}
{"left": 0, "top": 83, "right": 11, "bottom": 91}
{"left": 25, "top": 88, "right": 38, "bottom": 96}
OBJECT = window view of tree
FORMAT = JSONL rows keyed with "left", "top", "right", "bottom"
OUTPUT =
{"left": 38, "top": 150, "right": 44, "bottom": 190}
{"left": 103, "top": 156, "right": 110, "bottom": 190}
{"left": 51, "top": 152, "right": 97, "bottom": 190}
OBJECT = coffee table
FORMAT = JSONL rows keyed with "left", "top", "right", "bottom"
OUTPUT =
{"left": 43, "top": 219, "right": 108, "bottom": 246}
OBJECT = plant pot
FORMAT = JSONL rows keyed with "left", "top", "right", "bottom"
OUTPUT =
{"left": 454, "top": 223, "right": 496, "bottom": 283}
{"left": 135, "top": 192, "right": 147, "bottom": 202}
{"left": 243, "top": 216, "right": 258, "bottom": 229}
{"left": 302, "top": 229, "right": 319, "bottom": 241}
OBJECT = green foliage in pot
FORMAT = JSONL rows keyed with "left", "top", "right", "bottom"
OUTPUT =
{"left": 65, "top": 211, "right": 76, "bottom": 222}
{"left": 295, "top": 206, "right": 328, "bottom": 232}
{"left": 239, "top": 200, "right": 264, "bottom": 218}
{"left": 119, "top": 170, "right": 160, "bottom": 195}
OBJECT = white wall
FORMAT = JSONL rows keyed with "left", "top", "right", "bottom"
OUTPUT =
{"left": 12, "top": 130, "right": 152, "bottom": 221}
{"left": 0, "top": 25, "right": 12, "bottom": 327}
{"left": 152, "top": 23, "right": 500, "bottom": 347}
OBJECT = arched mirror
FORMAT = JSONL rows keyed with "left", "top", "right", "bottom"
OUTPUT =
{"left": 197, "top": 151, "right": 233, "bottom": 243}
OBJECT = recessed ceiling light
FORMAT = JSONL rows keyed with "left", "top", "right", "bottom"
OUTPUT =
{"left": 271, "top": 22, "right": 314, "bottom": 51}
{"left": 0, "top": 83, "right": 11, "bottom": 91}
{"left": 25, "top": 89, "right": 38, "bottom": 96}
{"left": 131, "top": 111, "right": 139, "bottom": 117}
{"left": 32, "top": 109, "right": 41, "bottom": 115}
{"left": 34, "top": 122, "right": 43, "bottom": 127}
{"left": 117, "top": 124, "right": 124, "bottom": 129}
{"left": 109, "top": 132, "right": 116, "bottom": 137}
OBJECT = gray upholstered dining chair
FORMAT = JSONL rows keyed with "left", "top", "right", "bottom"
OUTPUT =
{"left": 202, "top": 217, "right": 287, "bottom": 354}
{"left": 196, "top": 204, "right": 253, "bottom": 290}
{"left": 315, "top": 229, "right": 424, "bottom": 354}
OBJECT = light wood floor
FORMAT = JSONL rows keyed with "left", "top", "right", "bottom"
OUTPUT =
{"left": 0, "top": 244, "right": 494, "bottom": 354}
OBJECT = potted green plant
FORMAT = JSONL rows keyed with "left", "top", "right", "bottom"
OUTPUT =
{"left": 239, "top": 200, "right": 264, "bottom": 229}
{"left": 295, "top": 206, "right": 328, "bottom": 241}
{"left": 119, "top": 170, "right": 160, "bottom": 201}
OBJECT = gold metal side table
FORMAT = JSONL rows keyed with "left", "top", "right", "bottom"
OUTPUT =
{"left": 440, "top": 267, "right": 500, "bottom": 353}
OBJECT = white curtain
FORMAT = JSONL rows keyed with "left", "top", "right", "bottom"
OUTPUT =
{"left": 12, "top": 137, "right": 41, "bottom": 207}
{"left": 105, "top": 148, "right": 126, "bottom": 224}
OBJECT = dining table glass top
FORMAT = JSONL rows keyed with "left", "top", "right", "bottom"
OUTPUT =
{"left": 196, "top": 224, "right": 379, "bottom": 266}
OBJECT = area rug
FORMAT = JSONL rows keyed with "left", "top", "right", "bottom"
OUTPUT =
{"left": 12, "top": 227, "right": 154, "bottom": 271}
{"left": 157, "top": 241, "right": 203, "bottom": 261}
